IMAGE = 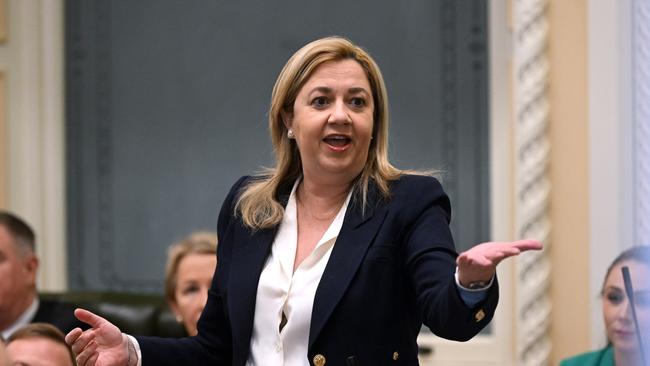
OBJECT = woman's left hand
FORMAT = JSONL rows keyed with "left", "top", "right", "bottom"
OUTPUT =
{"left": 456, "top": 240, "right": 543, "bottom": 287}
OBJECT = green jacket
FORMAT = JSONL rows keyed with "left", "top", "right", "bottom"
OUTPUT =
{"left": 560, "top": 346, "right": 613, "bottom": 366}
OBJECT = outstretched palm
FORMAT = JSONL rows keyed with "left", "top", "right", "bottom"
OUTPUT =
{"left": 456, "top": 239, "right": 542, "bottom": 287}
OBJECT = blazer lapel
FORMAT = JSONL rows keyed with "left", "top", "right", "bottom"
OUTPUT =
{"left": 228, "top": 226, "right": 276, "bottom": 356}
{"left": 308, "top": 183, "right": 388, "bottom": 347}
{"left": 227, "top": 181, "right": 292, "bottom": 357}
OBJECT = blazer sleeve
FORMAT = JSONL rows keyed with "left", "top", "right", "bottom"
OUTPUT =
{"left": 400, "top": 176, "right": 498, "bottom": 341}
{"left": 136, "top": 176, "right": 249, "bottom": 365}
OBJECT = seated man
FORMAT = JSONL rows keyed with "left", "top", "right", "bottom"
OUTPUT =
{"left": 0, "top": 211, "right": 84, "bottom": 339}
{"left": 6, "top": 323, "right": 76, "bottom": 366}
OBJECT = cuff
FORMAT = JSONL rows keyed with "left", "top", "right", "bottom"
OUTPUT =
{"left": 126, "top": 334, "right": 142, "bottom": 366}
{"left": 454, "top": 267, "right": 494, "bottom": 307}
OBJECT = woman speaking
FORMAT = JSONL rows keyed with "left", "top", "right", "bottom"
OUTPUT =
{"left": 66, "top": 36, "right": 541, "bottom": 366}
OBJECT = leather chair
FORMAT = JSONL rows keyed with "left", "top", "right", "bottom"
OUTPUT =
{"left": 39, "top": 292, "right": 187, "bottom": 338}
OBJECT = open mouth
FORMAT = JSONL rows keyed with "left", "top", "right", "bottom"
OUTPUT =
{"left": 323, "top": 135, "right": 351, "bottom": 148}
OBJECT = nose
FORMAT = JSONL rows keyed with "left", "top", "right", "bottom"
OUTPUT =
{"left": 328, "top": 100, "right": 351, "bottom": 125}
{"left": 616, "top": 298, "right": 633, "bottom": 321}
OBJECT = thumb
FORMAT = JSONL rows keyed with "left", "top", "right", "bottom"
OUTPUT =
{"left": 74, "top": 308, "right": 108, "bottom": 329}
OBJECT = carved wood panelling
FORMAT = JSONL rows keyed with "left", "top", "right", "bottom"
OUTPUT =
{"left": 513, "top": 0, "right": 552, "bottom": 365}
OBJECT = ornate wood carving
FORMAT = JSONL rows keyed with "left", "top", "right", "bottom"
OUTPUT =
{"left": 513, "top": 0, "right": 552, "bottom": 364}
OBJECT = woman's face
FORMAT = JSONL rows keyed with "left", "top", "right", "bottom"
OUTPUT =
{"left": 602, "top": 259, "right": 650, "bottom": 353}
{"left": 284, "top": 59, "right": 374, "bottom": 185}
{"left": 170, "top": 253, "right": 216, "bottom": 336}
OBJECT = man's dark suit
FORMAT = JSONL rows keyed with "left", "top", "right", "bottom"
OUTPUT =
{"left": 32, "top": 298, "right": 87, "bottom": 333}
{"left": 137, "top": 175, "right": 499, "bottom": 365}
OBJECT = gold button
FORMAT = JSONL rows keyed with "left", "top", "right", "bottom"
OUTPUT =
{"left": 475, "top": 309, "right": 486, "bottom": 322}
{"left": 313, "top": 354, "right": 326, "bottom": 366}
{"left": 392, "top": 351, "right": 399, "bottom": 360}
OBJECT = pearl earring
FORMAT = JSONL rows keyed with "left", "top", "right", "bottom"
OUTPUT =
{"left": 287, "top": 129, "right": 295, "bottom": 139}
{"left": 176, "top": 315, "right": 183, "bottom": 323}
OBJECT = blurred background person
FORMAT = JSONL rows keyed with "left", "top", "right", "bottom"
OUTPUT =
{"left": 561, "top": 246, "right": 650, "bottom": 366}
{"left": 0, "top": 211, "right": 84, "bottom": 339}
{"left": 165, "top": 231, "right": 217, "bottom": 336}
{"left": 0, "top": 337, "right": 8, "bottom": 366}
{"left": 6, "top": 323, "right": 76, "bottom": 366}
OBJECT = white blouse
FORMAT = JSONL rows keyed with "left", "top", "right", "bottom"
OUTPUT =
{"left": 246, "top": 180, "right": 352, "bottom": 366}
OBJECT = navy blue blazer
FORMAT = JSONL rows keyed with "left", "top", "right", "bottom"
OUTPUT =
{"left": 137, "top": 174, "right": 498, "bottom": 365}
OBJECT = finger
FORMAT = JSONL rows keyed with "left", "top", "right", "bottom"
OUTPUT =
{"left": 76, "top": 341, "right": 98, "bottom": 366}
{"left": 486, "top": 246, "right": 521, "bottom": 262}
{"left": 86, "top": 352, "right": 99, "bottom": 366}
{"left": 69, "top": 329, "right": 96, "bottom": 356}
{"left": 74, "top": 308, "right": 109, "bottom": 329}
{"left": 460, "top": 247, "right": 519, "bottom": 268}
{"left": 511, "top": 239, "right": 543, "bottom": 251}
{"left": 65, "top": 327, "right": 83, "bottom": 345}
{"left": 487, "top": 240, "right": 540, "bottom": 261}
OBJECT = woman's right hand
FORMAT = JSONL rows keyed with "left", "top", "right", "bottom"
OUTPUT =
{"left": 65, "top": 308, "right": 132, "bottom": 366}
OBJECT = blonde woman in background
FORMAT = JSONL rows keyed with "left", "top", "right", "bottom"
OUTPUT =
{"left": 165, "top": 232, "right": 217, "bottom": 336}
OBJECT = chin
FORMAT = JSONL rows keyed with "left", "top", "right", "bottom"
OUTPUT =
{"left": 319, "top": 159, "right": 364, "bottom": 175}
{"left": 613, "top": 338, "right": 640, "bottom": 353}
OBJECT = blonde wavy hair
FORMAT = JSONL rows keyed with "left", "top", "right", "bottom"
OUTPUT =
{"left": 236, "top": 36, "right": 405, "bottom": 230}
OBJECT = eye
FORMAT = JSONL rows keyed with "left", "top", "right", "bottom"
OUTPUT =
{"left": 349, "top": 97, "right": 366, "bottom": 108}
{"left": 311, "top": 96, "right": 329, "bottom": 108}
{"left": 604, "top": 290, "right": 625, "bottom": 305}
{"left": 181, "top": 284, "right": 200, "bottom": 296}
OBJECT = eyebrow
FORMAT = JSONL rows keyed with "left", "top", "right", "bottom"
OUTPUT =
{"left": 348, "top": 87, "right": 370, "bottom": 95}
{"left": 602, "top": 286, "right": 623, "bottom": 293}
{"left": 602, "top": 287, "right": 650, "bottom": 298}
{"left": 307, "top": 86, "right": 370, "bottom": 95}
{"left": 308, "top": 86, "right": 332, "bottom": 94}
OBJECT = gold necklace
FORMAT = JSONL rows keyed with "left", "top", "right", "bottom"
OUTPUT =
{"left": 296, "top": 194, "right": 343, "bottom": 222}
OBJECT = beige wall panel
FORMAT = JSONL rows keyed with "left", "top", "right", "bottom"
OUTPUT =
{"left": 0, "top": 72, "right": 5, "bottom": 208}
{"left": 6, "top": 0, "right": 66, "bottom": 291}
{"left": 0, "top": 0, "right": 6, "bottom": 44}
{"left": 548, "top": 0, "right": 591, "bottom": 363}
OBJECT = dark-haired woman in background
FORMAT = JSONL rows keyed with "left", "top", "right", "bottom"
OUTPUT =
{"left": 561, "top": 246, "right": 650, "bottom": 366}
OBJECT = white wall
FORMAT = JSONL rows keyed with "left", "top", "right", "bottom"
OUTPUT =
{"left": 588, "top": 0, "right": 635, "bottom": 348}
